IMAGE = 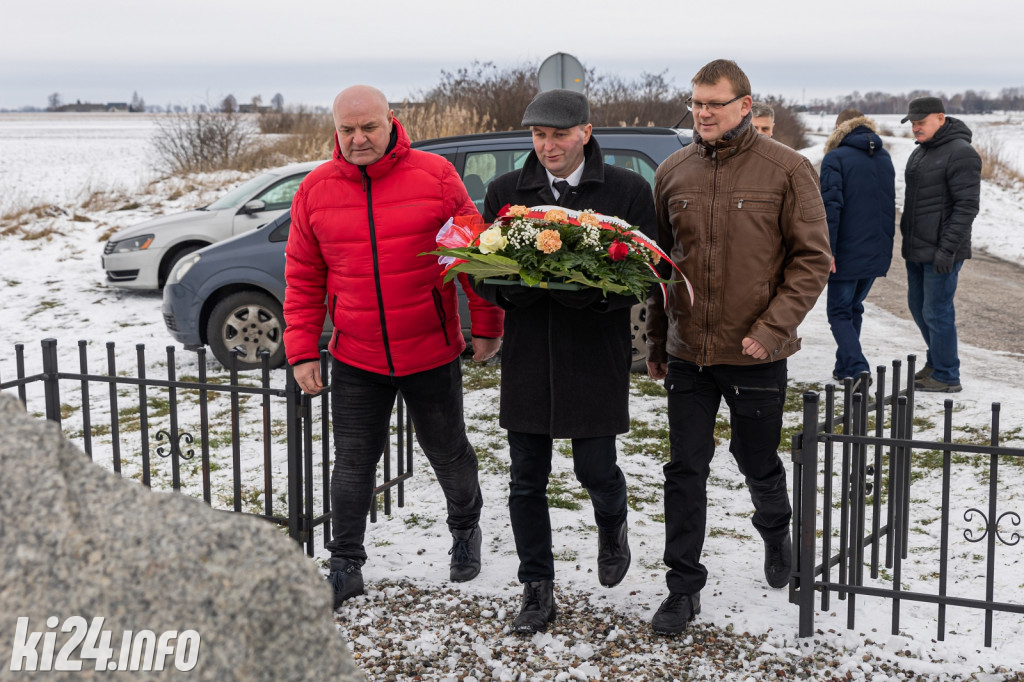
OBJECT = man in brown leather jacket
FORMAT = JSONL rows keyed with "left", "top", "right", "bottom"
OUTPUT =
{"left": 645, "top": 59, "right": 831, "bottom": 635}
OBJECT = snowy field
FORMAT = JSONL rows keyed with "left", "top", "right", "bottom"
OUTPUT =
{"left": 3, "top": 112, "right": 1024, "bottom": 680}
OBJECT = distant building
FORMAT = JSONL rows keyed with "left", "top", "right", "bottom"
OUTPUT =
{"left": 238, "top": 104, "right": 273, "bottom": 114}
{"left": 57, "top": 103, "right": 106, "bottom": 113}
{"left": 106, "top": 102, "right": 129, "bottom": 112}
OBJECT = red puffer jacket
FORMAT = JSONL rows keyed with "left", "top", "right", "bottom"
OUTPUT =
{"left": 284, "top": 118, "right": 503, "bottom": 376}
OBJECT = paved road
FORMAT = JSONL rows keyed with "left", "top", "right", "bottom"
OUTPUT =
{"left": 865, "top": 228, "right": 1024, "bottom": 357}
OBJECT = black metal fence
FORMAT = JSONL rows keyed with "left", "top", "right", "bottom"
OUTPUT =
{"left": 0, "top": 338, "right": 416, "bottom": 556}
{"left": 790, "top": 355, "right": 1024, "bottom": 646}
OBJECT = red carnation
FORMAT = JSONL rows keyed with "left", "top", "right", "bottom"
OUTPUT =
{"left": 608, "top": 239, "right": 629, "bottom": 261}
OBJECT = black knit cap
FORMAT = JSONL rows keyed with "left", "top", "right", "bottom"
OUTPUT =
{"left": 521, "top": 89, "right": 590, "bottom": 128}
{"left": 901, "top": 96, "right": 945, "bottom": 123}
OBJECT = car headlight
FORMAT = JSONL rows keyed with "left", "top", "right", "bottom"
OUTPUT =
{"left": 169, "top": 253, "right": 201, "bottom": 285}
{"left": 110, "top": 234, "right": 155, "bottom": 253}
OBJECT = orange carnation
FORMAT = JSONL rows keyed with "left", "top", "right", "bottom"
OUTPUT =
{"left": 536, "top": 229, "right": 563, "bottom": 254}
{"left": 543, "top": 209, "right": 569, "bottom": 223}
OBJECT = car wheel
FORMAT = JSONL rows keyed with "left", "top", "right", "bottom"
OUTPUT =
{"left": 207, "top": 291, "right": 286, "bottom": 370}
{"left": 629, "top": 302, "right": 648, "bottom": 373}
{"left": 159, "top": 243, "right": 207, "bottom": 288}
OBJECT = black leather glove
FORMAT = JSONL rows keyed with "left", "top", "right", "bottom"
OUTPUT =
{"left": 549, "top": 287, "right": 603, "bottom": 310}
{"left": 933, "top": 249, "right": 956, "bottom": 274}
{"left": 499, "top": 285, "right": 546, "bottom": 308}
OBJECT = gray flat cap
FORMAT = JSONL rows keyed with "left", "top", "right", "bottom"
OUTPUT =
{"left": 901, "top": 96, "right": 944, "bottom": 123}
{"left": 522, "top": 89, "right": 590, "bottom": 128}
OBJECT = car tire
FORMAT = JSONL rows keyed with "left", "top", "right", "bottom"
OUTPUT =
{"left": 159, "top": 243, "right": 207, "bottom": 288}
{"left": 207, "top": 291, "right": 286, "bottom": 371}
{"left": 629, "top": 302, "right": 648, "bottom": 373}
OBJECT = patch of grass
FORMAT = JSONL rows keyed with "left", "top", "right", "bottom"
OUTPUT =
{"left": 708, "top": 526, "right": 752, "bottom": 541}
{"left": 553, "top": 549, "right": 579, "bottom": 562}
{"left": 628, "top": 419, "right": 669, "bottom": 441}
{"left": 462, "top": 363, "right": 501, "bottom": 391}
{"left": 627, "top": 486, "right": 661, "bottom": 511}
{"left": 24, "top": 300, "right": 60, "bottom": 319}
{"left": 402, "top": 513, "right": 434, "bottom": 529}
{"left": 630, "top": 374, "right": 667, "bottom": 397}
{"left": 547, "top": 475, "right": 587, "bottom": 510}
{"left": 974, "top": 134, "right": 1024, "bottom": 188}
{"left": 784, "top": 381, "right": 827, "bottom": 413}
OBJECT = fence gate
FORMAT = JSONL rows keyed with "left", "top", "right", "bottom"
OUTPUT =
{"left": 790, "top": 355, "right": 1024, "bottom": 646}
{"left": 0, "top": 339, "right": 416, "bottom": 556}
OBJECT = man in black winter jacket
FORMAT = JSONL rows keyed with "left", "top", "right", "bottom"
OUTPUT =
{"left": 900, "top": 96, "right": 981, "bottom": 392}
{"left": 470, "top": 89, "right": 656, "bottom": 635}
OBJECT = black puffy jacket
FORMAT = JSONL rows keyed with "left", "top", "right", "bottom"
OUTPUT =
{"left": 900, "top": 117, "right": 981, "bottom": 263}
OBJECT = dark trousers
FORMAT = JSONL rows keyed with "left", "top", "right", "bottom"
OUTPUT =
{"left": 827, "top": 277, "right": 876, "bottom": 379}
{"left": 325, "top": 357, "right": 482, "bottom": 571}
{"left": 663, "top": 358, "right": 791, "bottom": 594}
{"left": 508, "top": 430, "right": 628, "bottom": 583}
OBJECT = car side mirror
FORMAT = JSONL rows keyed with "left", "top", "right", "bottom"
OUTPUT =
{"left": 240, "top": 200, "right": 266, "bottom": 215}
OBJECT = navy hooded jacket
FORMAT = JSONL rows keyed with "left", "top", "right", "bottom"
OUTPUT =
{"left": 819, "top": 116, "right": 896, "bottom": 281}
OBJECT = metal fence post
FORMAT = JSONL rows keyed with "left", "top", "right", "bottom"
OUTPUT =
{"left": 285, "top": 364, "right": 303, "bottom": 545}
{"left": 798, "top": 390, "right": 820, "bottom": 638}
{"left": 41, "top": 338, "right": 61, "bottom": 425}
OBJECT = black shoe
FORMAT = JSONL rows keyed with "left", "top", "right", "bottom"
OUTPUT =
{"left": 328, "top": 560, "right": 364, "bottom": 609}
{"left": 597, "top": 520, "right": 631, "bottom": 587}
{"left": 651, "top": 591, "right": 701, "bottom": 635}
{"left": 511, "top": 580, "right": 557, "bottom": 634}
{"left": 764, "top": 534, "right": 793, "bottom": 588}
{"left": 449, "top": 525, "right": 482, "bottom": 582}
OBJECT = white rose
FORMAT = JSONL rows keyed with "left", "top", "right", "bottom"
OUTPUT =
{"left": 477, "top": 226, "right": 508, "bottom": 254}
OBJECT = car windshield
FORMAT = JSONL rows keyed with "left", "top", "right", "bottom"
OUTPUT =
{"left": 204, "top": 172, "right": 279, "bottom": 211}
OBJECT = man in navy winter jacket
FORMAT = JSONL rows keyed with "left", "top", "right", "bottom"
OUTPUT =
{"left": 819, "top": 109, "right": 895, "bottom": 386}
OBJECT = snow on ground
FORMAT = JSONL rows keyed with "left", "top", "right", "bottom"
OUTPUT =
{"left": 3, "top": 113, "right": 1024, "bottom": 679}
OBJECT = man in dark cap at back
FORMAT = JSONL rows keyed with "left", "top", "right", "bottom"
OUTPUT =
{"left": 900, "top": 96, "right": 981, "bottom": 392}
{"left": 469, "top": 89, "right": 656, "bottom": 634}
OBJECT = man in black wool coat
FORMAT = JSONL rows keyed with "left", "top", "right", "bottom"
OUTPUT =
{"left": 470, "top": 89, "right": 657, "bottom": 634}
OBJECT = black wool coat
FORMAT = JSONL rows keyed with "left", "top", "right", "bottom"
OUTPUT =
{"left": 901, "top": 117, "right": 981, "bottom": 263}
{"left": 472, "top": 136, "right": 656, "bottom": 438}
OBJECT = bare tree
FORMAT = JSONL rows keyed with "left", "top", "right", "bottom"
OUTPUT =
{"left": 47, "top": 92, "right": 61, "bottom": 111}
{"left": 220, "top": 94, "right": 237, "bottom": 113}
{"left": 152, "top": 111, "right": 254, "bottom": 174}
{"left": 130, "top": 91, "right": 146, "bottom": 113}
{"left": 271, "top": 93, "right": 285, "bottom": 112}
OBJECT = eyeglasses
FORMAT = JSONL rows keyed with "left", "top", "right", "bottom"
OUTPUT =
{"left": 685, "top": 94, "right": 744, "bottom": 112}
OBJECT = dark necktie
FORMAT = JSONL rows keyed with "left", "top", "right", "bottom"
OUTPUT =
{"left": 552, "top": 179, "right": 571, "bottom": 206}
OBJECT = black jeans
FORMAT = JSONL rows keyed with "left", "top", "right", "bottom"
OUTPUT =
{"left": 326, "top": 357, "right": 482, "bottom": 571}
{"left": 663, "top": 357, "right": 791, "bottom": 594}
{"left": 508, "top": 430, "right": 628, "bottom": 583}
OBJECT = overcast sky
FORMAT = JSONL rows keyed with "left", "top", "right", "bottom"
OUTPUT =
{"left": 3, "top": 0, "right": 1021, "bottom": 111}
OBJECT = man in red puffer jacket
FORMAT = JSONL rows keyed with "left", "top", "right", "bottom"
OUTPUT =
{"left": 284, "top": 85, "right": 504, "bottom": 609}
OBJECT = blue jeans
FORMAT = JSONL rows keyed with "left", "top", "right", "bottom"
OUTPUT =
{"left": 906, "top": 260, "right": 962, "bottom": 384}
{"left": 507, "top": 431, "right": 627, "bottom": 582}
{"left": 662, "top": 358, "right": 791, "bottom": 594}
{"left": 826, "top": 277, "right": 876, "bottom": 379}
{"left": 326, "top": 357, "right": 482, "bottom": 570}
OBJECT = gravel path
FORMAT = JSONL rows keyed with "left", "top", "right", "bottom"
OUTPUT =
{"left": 864, "top": 231, "right": 1024, "bottom": 358}
{"left": 333, "top": 580, "right": 1023, "bottom": 681}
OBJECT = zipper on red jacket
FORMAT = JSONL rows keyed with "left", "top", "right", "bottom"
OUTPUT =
{"left": 363, "top": 167, "right": 396, "bottom": 376}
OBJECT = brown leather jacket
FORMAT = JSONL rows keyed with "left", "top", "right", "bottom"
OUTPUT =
{"left": 646, "top": 125, "right": 831, "bottom": 367}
